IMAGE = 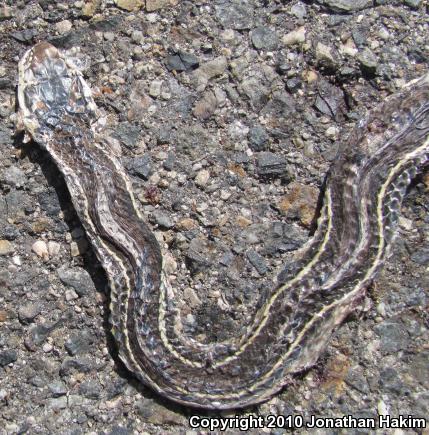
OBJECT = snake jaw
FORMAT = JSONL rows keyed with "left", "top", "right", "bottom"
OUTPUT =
{"left": 16, "top": 45, "right": 42, "bottom": 143}
{"left": 15, "top": 108, "right": 40, "bottom": 144}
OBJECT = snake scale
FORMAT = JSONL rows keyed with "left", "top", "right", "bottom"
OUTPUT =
{"left": 16, "top": 42, "right": 429, "bottom": 409}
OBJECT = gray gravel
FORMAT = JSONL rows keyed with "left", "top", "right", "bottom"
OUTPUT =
{"left": 0, "top": 0, "right": 428, "bottom": 434}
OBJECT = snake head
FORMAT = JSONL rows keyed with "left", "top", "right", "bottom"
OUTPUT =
{"left": 17, "top": 41, "right": 97, "bottom": 144}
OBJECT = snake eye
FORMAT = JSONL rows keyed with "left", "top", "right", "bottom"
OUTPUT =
{"left": 39, "top": 81, "right": 54, "bottom": 105}
{"left": 51, "top": 58, "right": 67, "bottom": 77}
{"left": 32, "top": 61, "right": 48, "bottom": 79}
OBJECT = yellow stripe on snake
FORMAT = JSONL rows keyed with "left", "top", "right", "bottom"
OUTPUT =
{"left": 17, "top": 42, "right": 429, "bottom": 409}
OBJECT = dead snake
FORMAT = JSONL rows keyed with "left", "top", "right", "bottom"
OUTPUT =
{"left": 16, "top": 42, "right": 429, "bottom": 409}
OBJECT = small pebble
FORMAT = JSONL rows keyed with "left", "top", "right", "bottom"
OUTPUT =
{"left": 325, "top": 126, "right": 339, "bottom": 138}
{"left": 65, "top": 289, "right": 79, "bottom": 301}
{"left": 2, "top": 166, "right": 26, "bottom": 188}
{"left": 104, "top": 32, "right": 115, "bottom": 41}
{"left": 0, "top": 350, "right": 17, "bottom": 367}
{"left": 18, "top": 303, "right": 41, "bottom": 324}
{"left": 58, "top": 266, "right": 94, "bottom": 296}
{"left": 220, "top": 190, "right": 232, "bottom": 200}
{"left": 131, "top": 30, "right": 144, "bottom": 44}
{"left": 357, "top": 47, "right": 378, "bottom": 74}
{"left": 55, "top": 20, "right": 72, "bottom": 34}
{"left": 176, "top": 218, "right": 197, "bottom": 231}
{"left": 149, "top": 80, "right": 162, "bottom": 97}
{"left": 0, "top": 240, "right": 13, "bottom": 256}
{"left": 115, "top": 0, "right": 144, "bottom": 11}
{"left": 250, "top": 26, "right": 279, "bottom": 51}
{"left": 48, "top": 241, "right": 61, "bottom": 257}
{"left": 32, "top": 240, "right": 49, "bottom": 260}
{"left": 290, "top": 2, "right": 307, "bottom": 19}
{"left": 220, "top": 29, "right": 235, "bottom": 42}
{"left": 12, "top": 256, "right": 21, "bottom": 266}
{"left": 70, "top": 239, "right": 88, "bottom": 256}
{"left": 183, "top": 287, "right": 201, "bottom": 308}
{"left": 151, "top": 210, "right": 174, "bottom": 229}
{"left": 146, "top": 0, "right": 170, "bottom": 11}
{"left": 316, "top": 42, "right": 335, "bottom": 65}
{"left": 43, "top": 343, "right": 53, "bottom": 353}
{"left": 282, "top": 26, "right": 306, "bottom": 46}
{"left": 195, "top": 169, "right": 210, "bottom": 187}
{"left": 163, "top": 252, "right": 177, "bottom": 275}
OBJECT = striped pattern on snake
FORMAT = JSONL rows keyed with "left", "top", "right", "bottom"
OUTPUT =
{"left": 17, "top": 42, "right": 429, "bottom": 409}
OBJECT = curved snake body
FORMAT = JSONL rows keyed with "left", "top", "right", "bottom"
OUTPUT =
{"left": 17, "top": 42, "right": 429, "bottom": 409}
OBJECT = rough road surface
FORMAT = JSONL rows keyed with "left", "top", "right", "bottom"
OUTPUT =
{"left": 0, "top": 1, "right": 427, "bottom": 434}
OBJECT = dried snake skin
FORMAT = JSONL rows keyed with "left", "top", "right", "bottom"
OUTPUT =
{"left": 17, "top": 42, "right": 429, "bottom": 409}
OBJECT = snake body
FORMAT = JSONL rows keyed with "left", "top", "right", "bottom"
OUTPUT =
{"left": 17, "top": 42, "right": 429, "bottom": 409}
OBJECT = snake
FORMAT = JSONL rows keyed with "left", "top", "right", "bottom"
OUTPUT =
{"left": 16, "top": 42, "right": 429, "bottom": 410}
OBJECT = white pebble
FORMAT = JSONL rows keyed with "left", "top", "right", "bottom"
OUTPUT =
{"left": 325, "top": 126, "right": 339, "bottom": 138}
{"left": 399, "top": 216, "right": 413, "bottom": 231}
{"left": 220, "top": 190, "right": 232, "bottom": 200}
{"left": 220, "top": 29, "right": 235, "bottom": 41}
{"left": 55, "top": 20, "right": 72, "bottom": 34}
{"left": 48, "top": 241, "right": 61, "bottom": 257}
{"left": 149, "top": 80, "right": 162, "bottom": 97}
{"left": 42, "top": 343, "right": 53, "bottom": 353}
{"left": 12, "top": 256, "right": 21, "bottom": 266}
{"left": 195, "top": 169, "right": 210, "bottom": 187}
{"left": 339, "top": 40, "right": 358, "bottom": 57}
{"left": 196, "top": 202, "right": 208, "bottom": 213}
{"left": 32, "top": 240, "right": 49, "bottom": 260}
{"left": 163, "top": 252, "right": 177, "bottom": 275}
{"left": 378, "top": 27, "right": 390, "bottom": 41}
{"left": 282, "top": 26, "right": 306, "bottom": 46}
{"left": 65, "top": 289, "right": 79, "bottom": 301}
{"left": 316, "top": 42, "right": 335, "bottom": 64}
{"left": 378, "top": 399, "right": 389, "bottom": 416}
